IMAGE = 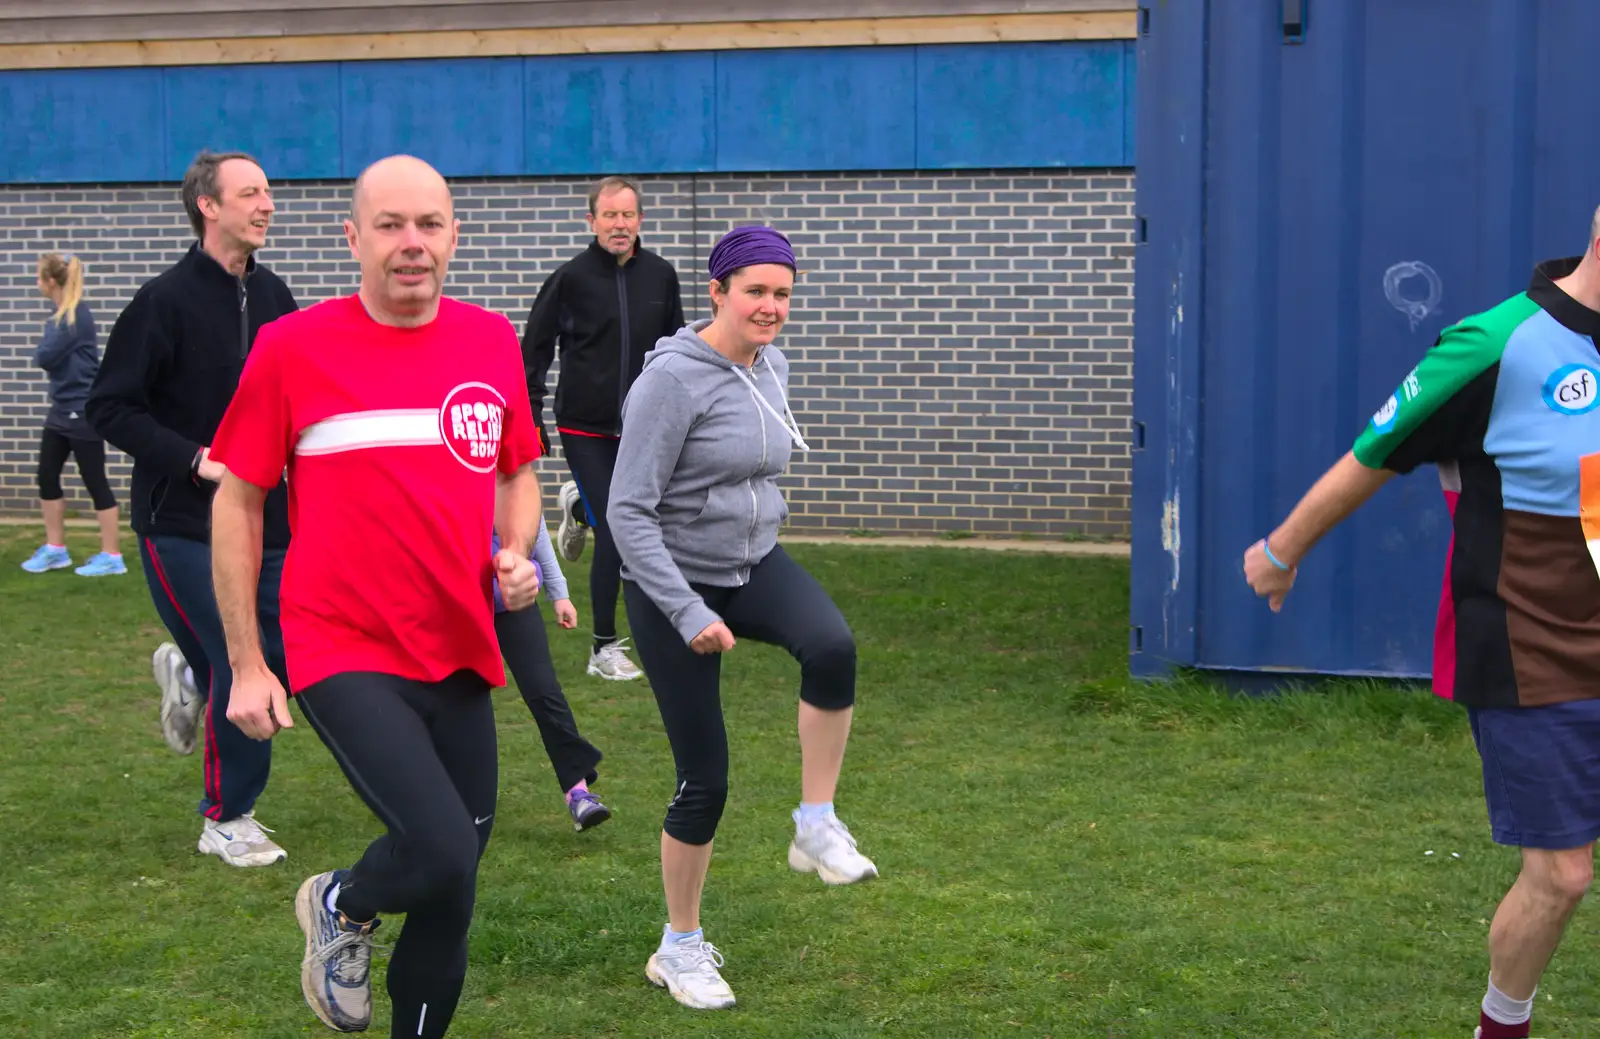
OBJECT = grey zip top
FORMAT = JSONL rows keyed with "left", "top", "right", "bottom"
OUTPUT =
{"left": 608, "top": 319, "right": 804, "bottom": 643}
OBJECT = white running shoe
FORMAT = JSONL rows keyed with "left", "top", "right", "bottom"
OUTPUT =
{"left": 557, "top": 481, "right": 588, "bottom": 562}
{"left": 588, "top": 638, "right": 643, "bottom": 682}
{"left": 646, "top": 931, "right": 736, "bottom": 1010}
{"left": 788, "top": 812, "right": 879, "bottom": 885}
{"left": 153, "top": 642, "right": 204, "bottom": 756}
{"left": 199, "top": 812, "right": 288, "bottom": 867}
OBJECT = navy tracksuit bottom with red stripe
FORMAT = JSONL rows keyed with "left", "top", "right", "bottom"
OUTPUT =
{"left": 139, "top": 534, "right": 286, "bottom": 822}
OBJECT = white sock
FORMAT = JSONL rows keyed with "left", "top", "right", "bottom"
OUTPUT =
{"left": 324, "top": 882, "right": 341, "bottom": 916}
{"left": 1483, "top": 976, "right": 1534, "bottom": 1025}
{"left": 183, "top": 666, "right": 195, "bottom": 688}
{"left": 797, "top": 802, "right": 835, "bottom": 827}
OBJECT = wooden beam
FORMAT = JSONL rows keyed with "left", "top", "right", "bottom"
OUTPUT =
{"left": 2, "top": 1, "right": 1134, "bottom": 38}
{"left": 0, "top": 12, "right": 1136, "bottom": 70}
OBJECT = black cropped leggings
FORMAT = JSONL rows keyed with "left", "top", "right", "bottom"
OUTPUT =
{"left": 38, "top": 428, "right": 115, "bottom": 510}
{"left": 623, "top": 545, "right": 856, "bottom": 846}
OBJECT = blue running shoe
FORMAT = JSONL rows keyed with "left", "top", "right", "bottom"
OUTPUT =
{"left": 20, "top": 544, "right": 71, "bottom": 573}
{"left": 294, "top": 869, "right": 379, "bottom": 1033}
{"left": 75, "top": 552, "right": 127, "bottom": 577}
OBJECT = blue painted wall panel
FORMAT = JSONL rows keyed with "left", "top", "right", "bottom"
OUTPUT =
{"left": 715, "top": 47, "right": 917, "bottom": 172}
{"left": 340, "top": 58, "right": 524, "bottom": 177}
{"left": 524, "top": 53, "right": 715, "bottom": 174}
{"left": 1132, "top": 0, "right": 1600, "bottom": 681}
{"left": 0, "top": 69, "right": 164, "bottom": 183}
{"left": 0, "top": 42, "right": 1133, "bottom": 184}
{"left": 916, "top": 41, "right": 1128, "bottom": 169}
{"left": 164, "top": 63, "right": 342, "bottom": 181}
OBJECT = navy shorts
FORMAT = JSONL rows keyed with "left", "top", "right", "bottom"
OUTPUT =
{"left": 1469, "top": 699, "right": 1600, "bottom": 850}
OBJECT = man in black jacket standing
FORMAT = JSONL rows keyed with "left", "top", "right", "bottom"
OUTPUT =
{"left": 523, "top": 175, "right": 685, "bottom": 682}
{"left": 87, "top": 149, "right": 299, "bottom": 868}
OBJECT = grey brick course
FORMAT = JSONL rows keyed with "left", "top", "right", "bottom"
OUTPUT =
{"left": 0, "top": 170, "right": 1133, "bottom": 538}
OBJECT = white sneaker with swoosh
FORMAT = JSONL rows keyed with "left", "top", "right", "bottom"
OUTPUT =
{"left": 154, "top": 642, "right": 204, "bottom": 756}
{"left": 199, "top": 812, "right": 288, "bottom": 867}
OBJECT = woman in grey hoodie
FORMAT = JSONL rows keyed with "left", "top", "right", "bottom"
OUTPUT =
{"left": 610, "top": 226, "right": 878, "bottom": 1011}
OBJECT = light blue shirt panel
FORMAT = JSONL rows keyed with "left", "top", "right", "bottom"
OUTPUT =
{"left": 1484, "top": 308, "right": 1600, "bottom": 516}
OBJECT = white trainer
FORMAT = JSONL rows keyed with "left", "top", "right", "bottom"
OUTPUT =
{"left": 788, "top": 812, "right": 879, "bottom": 885}
{"left": 199, "top": 812, "right": 288, "bottom": 867}
{"left": 556, "top": 481, "right": 588, "bottom": 562}
{"left": 646, "top": 932, "right": 736, "bottom": 1010}
{"left": 153, "top": 642, "right": 204, "bottom": 756}
{"left": 588, "top": 638, "right": 643, "bottom": 682}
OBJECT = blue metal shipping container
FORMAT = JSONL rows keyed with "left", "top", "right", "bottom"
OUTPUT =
{"left": 1130, "top": 0, "right": 1600, "bottom": 680}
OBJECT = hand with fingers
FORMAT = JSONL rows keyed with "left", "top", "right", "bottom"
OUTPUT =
{"left": 496, "top": 550, "right": 542, "bottom": 611}
{"left": 1243, "top": 538, "right": 1298, "bottom": 612}
{"left": 690, "top": 621, "right": 736, "bottom": 655}
{"left": 226, "top": 662, "right": 293, "bottom": 741}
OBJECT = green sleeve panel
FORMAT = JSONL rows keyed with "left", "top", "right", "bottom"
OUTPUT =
{"left": 1351, "top": 293, "right": 1538, "bottom": 472}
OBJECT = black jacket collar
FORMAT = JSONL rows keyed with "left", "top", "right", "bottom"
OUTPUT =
{"left": 1529, "top": 257, "right": 1600, "bottom": 338}
{"left": 184, "top": 240, "right": 258, "bottom": 283}
{"left": 585, "top": 236, "right": 645, "bottom": 270}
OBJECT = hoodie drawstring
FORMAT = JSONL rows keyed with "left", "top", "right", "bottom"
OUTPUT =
{"left": 733, "top": 360, "right": 810, "bottom": 452}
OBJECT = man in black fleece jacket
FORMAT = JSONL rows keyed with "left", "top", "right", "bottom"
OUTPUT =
{"left": 523, "top": 175, "right": 685, "bottom": 683}
{"left": 86, "top": 149, "right": 298, "bottom": 868}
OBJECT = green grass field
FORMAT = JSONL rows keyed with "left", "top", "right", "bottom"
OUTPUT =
{"left": 0, "top": 525, "right": 1586, "bottom": 1037}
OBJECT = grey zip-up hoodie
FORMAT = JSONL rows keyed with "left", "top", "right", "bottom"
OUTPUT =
{"left": 610, "top": 319, "right": 807, "bottom": 643}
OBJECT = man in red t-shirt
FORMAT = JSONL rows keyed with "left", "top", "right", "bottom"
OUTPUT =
{"left": 208, "top": 154, "right": 543, "bottom": 1038}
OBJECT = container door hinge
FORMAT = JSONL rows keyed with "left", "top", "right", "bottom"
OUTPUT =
{"left": 1283, "top": 0, "right": 1307, "bottom": 43}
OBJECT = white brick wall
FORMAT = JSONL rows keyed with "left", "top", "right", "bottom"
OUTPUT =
{"left": 0, "top": 170, "right": 1134, "bottom": 536}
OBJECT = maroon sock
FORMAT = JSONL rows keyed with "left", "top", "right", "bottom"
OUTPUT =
{"left": 1479, "top": 1010, "right": 1531, "bottom": 1039}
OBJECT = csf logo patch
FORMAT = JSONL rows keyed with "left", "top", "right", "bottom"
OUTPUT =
{"left": 1369, "top": 395, "right": 1399, "bottom": 434}
{"left": 1543, "top": 364, "right": 1600, "bottom": 416}
{"left": 440, "top": 382, "right": 506, "bottom": 472}
{"left": 1368, "top": 366, "right": 1419, "bottom": 435}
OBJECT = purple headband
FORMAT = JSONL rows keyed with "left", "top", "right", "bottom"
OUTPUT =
{"left": 708, "top": 225, "right": 795, "bottom": 284}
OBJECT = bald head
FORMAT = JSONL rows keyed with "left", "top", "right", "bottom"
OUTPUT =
{"left": 344, "top": 154, "right": 460, "bottom": 327}
{"left": 351, "top": 154, "right": 452, "bottom": 225}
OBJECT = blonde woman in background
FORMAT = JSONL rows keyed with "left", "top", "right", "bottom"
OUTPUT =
{"left": 22, "top": 253, "right": 124, "bottom": 576}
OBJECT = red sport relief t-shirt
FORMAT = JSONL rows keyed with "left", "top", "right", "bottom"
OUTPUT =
{"left": 210, "top": 295, "right": 542, "bottom": 694}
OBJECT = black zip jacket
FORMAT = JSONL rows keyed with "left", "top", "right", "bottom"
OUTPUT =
{"left": 522, "top": 238, "right": 686, "bottom": 444}
{"left": 86, "top": 243, "right": 297, "bottom": 547}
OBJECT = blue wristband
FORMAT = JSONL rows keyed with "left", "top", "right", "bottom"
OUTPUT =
{"left": 1262, "top": 540, "right": 1292, "bottom": 571}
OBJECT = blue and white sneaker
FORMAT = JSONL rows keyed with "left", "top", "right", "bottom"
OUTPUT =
{"left": 20, "top": 544, "right": 71, "bottom": 573}
{"left": 74, "top": 552, "right": 127, "bottom": 577}
{"left": 295, "top": 870, "right": 379, "bottom": 1033}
